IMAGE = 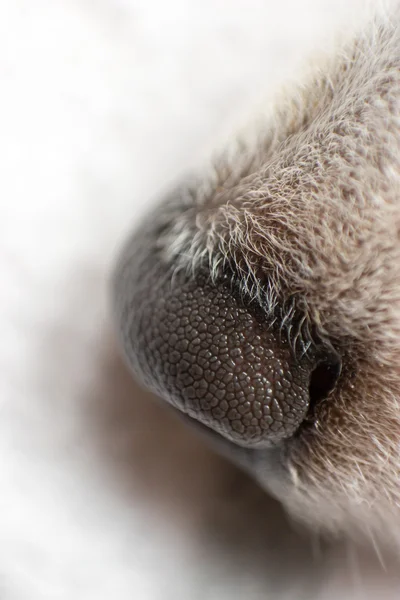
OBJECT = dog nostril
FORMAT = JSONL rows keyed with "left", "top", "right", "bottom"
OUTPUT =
{"left": 113, "top": 225, "right": 343, "bottom": 449}
{"left": 112, "top": 220, "right": 343, "bottom": 449}
{"left": 309, "top": 352, "right": 342, "bottom": 408}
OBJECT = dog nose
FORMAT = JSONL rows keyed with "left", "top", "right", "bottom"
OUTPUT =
{"left": 113, "top": 228, "right": 341, "bottom": 449}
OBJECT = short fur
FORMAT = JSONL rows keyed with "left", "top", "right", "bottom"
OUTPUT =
{"left": 157, "top": 6, "right": 400, "bottom": 545}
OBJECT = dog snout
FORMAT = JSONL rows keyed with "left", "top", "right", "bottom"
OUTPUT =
{"left": 113, "top": 222, "right": 342, "bottom": 449}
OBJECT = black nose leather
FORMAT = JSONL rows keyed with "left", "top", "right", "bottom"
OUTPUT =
{"left": 113, "top": 224, "right": 341, "bottom": 449}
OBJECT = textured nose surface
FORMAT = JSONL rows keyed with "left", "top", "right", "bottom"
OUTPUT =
{"left": 113, "top": 227, "right": 324, "bottom": 449}
{"left": 137, "top": 275, "right": 311, "bottom": 447}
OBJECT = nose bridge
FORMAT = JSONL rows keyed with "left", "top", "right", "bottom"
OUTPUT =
{"left": 114, "top": 229, "right": 315, "bottom": 448}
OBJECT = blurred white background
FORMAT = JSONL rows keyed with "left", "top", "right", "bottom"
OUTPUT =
{"left": 0, "top": 0, "right": 399, "bottom": 598}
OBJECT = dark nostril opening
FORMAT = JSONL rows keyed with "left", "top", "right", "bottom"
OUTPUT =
{"left": 309, "top": 352, "right": 342, "bottom": 408}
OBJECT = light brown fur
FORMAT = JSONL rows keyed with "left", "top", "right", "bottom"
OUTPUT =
{"left": 159, "top": 7, "right": 400, "bottom": 545}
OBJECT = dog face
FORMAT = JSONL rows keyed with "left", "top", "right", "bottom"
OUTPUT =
{"left": 113, "top": 10, "right": 400, "bottom": 546}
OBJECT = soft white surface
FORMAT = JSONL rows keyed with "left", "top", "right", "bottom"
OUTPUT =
{"left": 1, "top": 0, "right": 400, "bottom": 598}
